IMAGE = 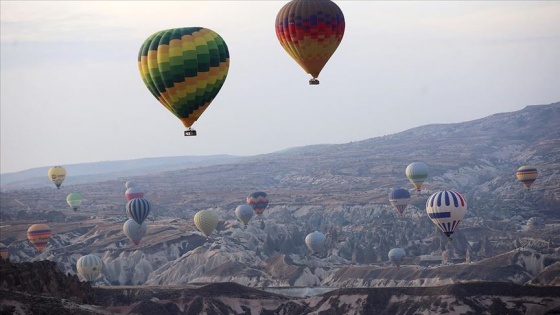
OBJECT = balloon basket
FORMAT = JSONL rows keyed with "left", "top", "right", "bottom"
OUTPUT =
{"left": 309, "top": 78, "right": 320, "bottom": 85}
{"left": 184, "top": 128, "right": 197, "bottom": 136}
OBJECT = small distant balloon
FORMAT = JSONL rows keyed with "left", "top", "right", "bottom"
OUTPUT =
{"left": 48, "top": 166, "right": 66, "bottom": 189}
{"left": 126, "top": 198, "right": 151, "bottom": 225}
{"left": 0, "top": 243, "right": 8, "bottom": 260}
{"left": 66, "top": 192, "right": 83, "bottom": 211}
{"left": 305, "top": 231, "right": 326, "bottom": 254}
{"left": 125, "top": 181, "right": 134, "bottom": 189}
{"left": 247, "top": 192, "right": 269, "bottom": 216}
{"left": 389, "top": 188, "right": 411, "bottom": 217}
{"left": 27, "top": 224, "right": 52, "bottom": 252}
{"left": 194, "top": 210, "right": 219, "bottom": 238}
{"left": 406, "top": 162, "right": 429, "bottom": 191}
{"left": 76, "top": 254, "right": 103, "bottom": 282}
{"left": 235, "top": 205, "right": 254, "bottom": 227}
{"left": 123, "top": 219, "right": 148, "bottom": 245}
{"left": 516, "top": 165, "right": 538, "bottom": 190}
{"left": 426, "top": 190, "right": 467, "bottom": 241}
{"left": 388, "top": 248, "right": 406, "bottom": 268}
{"left": 125, "top": 187, "right": 144, "bottom": 201}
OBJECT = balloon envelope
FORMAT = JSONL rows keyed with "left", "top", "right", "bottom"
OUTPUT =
{"left": 66, "top": 192, "right": 83, "bottom": 211}
{"left": 389, "top": 188, "right": 411, "bottom": 216}
{"left": 426, "top": 190, "right": 467, "bottom": 239}
{"left": 123, "top": 219, "right": 148, "bottom": 245}
{"left": 275, "top": 0, "right": 345, "bottom": 82}
{"left": 27, "top": 224, "right": 52, "bottom": 252}
{"left": 516, "top": 165, "right": 538, "bottom": 190}
{"left": 305, "top": 231, "right": 326, "bottom": 254}
{"left": 0, "top": 243, "right": 8, "bottom": 260}
{"left": 138, "top": 27, "right": 230, "bottom": 130}
{"left": 388, "top": 248, "right": 406, "bottom": 267}
{"left": 126, "top": 198, "right": 151, "bottom": 224}
{"left": 406, "top": 162, "right": 429, "bottom": 191}
{"left": 125, "top": 181, "right": 134, "bottom": 189}
{"left": 76, "top": 254, "right": 103, "bottom": 282}
{"left": 194, "top": 210, "right": 219, "bottom": 238}
{"left": 48, "top": 166, "right": 66, "bottom": 189}
{"left": 247, "top": 192, "right": 269, "bottom": 216}
{"left": 125, "top": 187, "right": 144, "bottom": 201}
{"left": 235, "top": 205, "right": 254, "bottom": 226}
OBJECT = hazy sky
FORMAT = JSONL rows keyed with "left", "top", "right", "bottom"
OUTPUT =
{"left": 1, "top": 1, "right": 559, "bottom": 174}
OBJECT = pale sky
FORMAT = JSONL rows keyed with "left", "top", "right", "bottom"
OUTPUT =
{"left": 1, "top": 1, "right": 559, "bottom": 174}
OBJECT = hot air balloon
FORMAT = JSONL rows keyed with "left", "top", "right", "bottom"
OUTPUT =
{"left": 235, "top": 205, "right": 254, "bottom": 227}
{"left": 275, "top": 0, "right": 345, "bottom": 85}
{"left": 247, "top": 192, "right": 269, "bottom": 216}
{"left": 126, "top": 198, "right": 151, "bottom": 225}
{"left": 389, "top": 188, "right": 411, "bottom": 217}
{"left": 123, "top": 219, "right": 148, "bottom": 245}
{"left": 516, "top": 165, "right": 538, "bottom": 190}
{"left": 426, "top": 190, "right": 467, "bottom": 241}
{"left": 305, "top": 231, "right": 326, "bottom": 254}
{"left": 76, "top": 254, "right": 103, "bottom": 282}
{"left": 138, "top": 27, "right": 230, "bottom": 136}
{"left": 125, "top": 187, "right": 144, "bottom": 201}
{"left": 125, "top": 181, "right": 134, "bottom": 189}
{"left": 66, "top": 192, "right": 83, "bottom": 211}
{"left": 0, "top": 243, "right": 8, "bottom": 260}
{"left": 194, "top": 210, "right": 219, "bottom": 239}
{"left": 48, "top": 166, "right": 66, "bottom": 189}
{"left": 406, "top": 162, "right": 429, "bottom": 191}
{"left": 27, "top": 224, "right": 52, "bottom": 252}
{"left": 388, "top": 248, "right": 406, "bottom": 268}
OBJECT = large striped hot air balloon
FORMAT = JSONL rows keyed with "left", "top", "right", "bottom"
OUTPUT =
{"left": 516, "top": 165, "right": 538, "bottom": 190}
{"left": 194, "top": 210, "right": 219, "bottom": 239}
{"left": 27, "top": 224, "right": 52, "bottom": 252}
{"left": 66, "top": 192, "right": 83, "bottom": 211}
{"left": 123, "top": 219, "right": 148, "bottom": 245}
{"left": 138, "top": 27, "right": 230, "bottom": 136}
{"left": 305, "top": 231, "right": 326, "bottom": 254}
{"left": 126, "top": 198, "right": 151, "bottom": 225}
{"left": 76, "top": 254, "right": 103, "bottom": 282}
{"left": 388, "top": 248, "right": 406, "bottom": 268}
{"left": 48, "top": 166, "right": 66, "bottom": 189}
{"left": 0, "top": 243, "right": 8, "bottom": 260}
{"left": 426, "top": 190, "right": 467, "bottom": 241}
{"left": 247, "top": 192, "right": 269, "bottom": 216}
{"left": 235, "top": 205, "right": 254, "bottom": 227}
{"left": 275, "top": 0, "right": 345, "bottom": 85}
{"left": 406, "top": 162, "right": 429, "bottom": 191}
{"left": 389, "top": 188, "right": 411, "bottom": 217}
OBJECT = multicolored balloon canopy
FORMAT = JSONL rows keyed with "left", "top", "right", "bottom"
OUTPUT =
{"left": 426, "top": 190, "right": 467, "bottom": 240}
{"left": 194, "top": 210, "right": 219, "bottom": 238}
{"left": 516, "top": 165, "right": 538, "bottom": 190}
{"left": 247, "top": 191, "right": 269, "bottom": 216}
{"left": 125, "top": 187, "right": 144, "bottom": 201}
{"left": 48, "top": 166, "right": 66, "bottom": 189}
{"left": 66, "top": 192, "right": 83, "bottom": 211}
{"left": 275, "top": 0, "right": 345, "bottom": 84}
{"left": 27, "top": 224, "right": 52, "bottom": 252}
{"left": 406, "top": 162, "right": 429, "bottom": 191}
{"left": 389, "top": 188, "right": 411, "bottom": 217}
{"left": 76, "top": 254, "right": 104, "bottom": 282}
{"left": 138, "top": 27, "right": 230, "bottom": 134}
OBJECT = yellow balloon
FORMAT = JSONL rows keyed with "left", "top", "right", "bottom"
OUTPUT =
{"left": 48, "top": 166, "right": 66, "bottom": 189}
{"left": 194, "top": 210, "right": 219, "bottom": 238}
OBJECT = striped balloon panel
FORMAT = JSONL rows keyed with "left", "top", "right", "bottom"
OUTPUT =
{"left": 275, "top": 0, "right": 345, "bottom": 78}
{"left": 235, "top": 205, "right": 254, "bottom": 225}
{"left": 305, "top": 231, "right": 326, "bottom": 253}
{"left": 516, "top": 166, "right": 538, "bottom": 188}
{"left": 76, "top": 254, "right": 103, "bottom": 282}
{"left": 426, "top": 190, "right": 467, "bottom": 237}
{"left": 247, "top": 192, "right": 269, "bottom": 215}
{"left": 0, "top": 243, "right": 8, "bottom": 260}
{"left": 126, "top": 198, "right": 151, "bottom": 224}
{"left": 389, "top": 188, "right": 410, "bottom": 216}
{"left": 27, "top": 224, "right": 52, "bottom": 252}
{"left": 138, "top": 27, "right": 230, "bottom": 128}
{"left": 406, "top": 162, "right": 429, "bottom": 190}
{"left": 194, "top": 210, "right": 219, "bottom": 237}
{"left": 123, "top": 219, "right": 148, "bottom": 245}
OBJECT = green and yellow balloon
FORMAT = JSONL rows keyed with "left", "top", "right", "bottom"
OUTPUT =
{"left": 138, "top": 27, "right": 230, "bottom": 136}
